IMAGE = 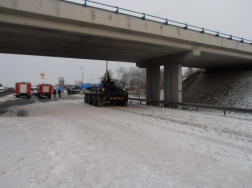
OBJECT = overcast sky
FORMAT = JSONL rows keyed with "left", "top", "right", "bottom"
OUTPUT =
{"left": 1, "top": 0, "right": 252, "bottom": 87}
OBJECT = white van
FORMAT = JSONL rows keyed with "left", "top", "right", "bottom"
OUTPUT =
{"left": 0, "top": 86, "right": 4, "bottom": 93}
{"left": 31, "top": 86, "right": 37, "bottom": 96}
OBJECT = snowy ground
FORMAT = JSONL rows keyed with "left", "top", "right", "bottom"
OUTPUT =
{"left": 0, "top": 94, "right": 252, "bottom": 187}
{"left": 182, "top": 70, "right": 252, "bottom": 108}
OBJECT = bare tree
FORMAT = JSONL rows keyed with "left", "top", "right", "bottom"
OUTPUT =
{"left": 183, "top": 68, "right": 194, "bottom": 78}
{"left": 73, "top": 80, "right": 81, "bottom": 86}
{"left": 128, "top": 67, "right": 146, "bottom": 98}
{"left": 116, "top": 66, "right": 130, "bottom": 88}
{"left": 99, "top": 69, "right": 114, "bottom": 82}
{"left": 107, "top": 66, "right": 147, "bottom": 98}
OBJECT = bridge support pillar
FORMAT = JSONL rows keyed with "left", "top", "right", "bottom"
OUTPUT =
{"left": 164, "top": 63, "right": 182, "bottom": 108}
{"left": 146, "top": 66, "right": 160, "bottom": 106}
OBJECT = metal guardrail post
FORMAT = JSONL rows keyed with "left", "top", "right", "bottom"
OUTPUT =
{"left": 183, "top": 23, "right": 188, "bottom": 30}
{"left": 224, "top": 110, "right": 226, "bottom": 116}
{"left": 115, "top": 6, "right": 119, "bottom": 14}
{"left": 164, "top": 18, "right": 168, "bottom": 25}
{"left": 200, "top": 28, "right": 204, "bottom": 34}
{"left": 83, "top": 0, "right": 87, "bottom": 7}
{"left": 141, "top": 13, "right": 145, "bottom": 20}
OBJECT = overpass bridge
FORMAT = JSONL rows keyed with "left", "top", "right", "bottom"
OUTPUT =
{"left": 1, "top": 0, "right": 252, "bottom": 105}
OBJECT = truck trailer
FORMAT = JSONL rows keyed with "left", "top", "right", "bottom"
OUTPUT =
{"left": 15, "top": 82, "right": 31, "bottom": 98}
{"left": 37, "top": 84, "right": 53, "bottom": 99}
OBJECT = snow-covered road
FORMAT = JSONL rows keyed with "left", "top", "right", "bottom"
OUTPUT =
{"left": 0, "top": 96, "right": 252, "bottom": 187}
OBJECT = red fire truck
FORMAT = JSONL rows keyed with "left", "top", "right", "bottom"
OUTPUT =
{"left": 37, "top": 84, "right": 53, "bottom": 99}
{"left": 15, "top": 82, "right": 31, "bottom": 98}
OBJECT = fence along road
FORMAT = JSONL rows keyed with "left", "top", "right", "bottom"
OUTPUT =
{"left": 129, "top": 98, "right": 252, "bottom": 115}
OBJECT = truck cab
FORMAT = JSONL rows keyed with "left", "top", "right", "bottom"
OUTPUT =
{"left": 31, "top": 86, "right": 37, "bottom": 96}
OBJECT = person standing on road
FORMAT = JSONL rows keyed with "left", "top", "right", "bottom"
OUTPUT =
{"left": 68, "top": 86, "right": 71, "bottom": 95}
{"left": 58, "top": 89, "right": 61, "bottom": 98}
{"left": 53, "top": 89, "right": 57, "bottom": 98}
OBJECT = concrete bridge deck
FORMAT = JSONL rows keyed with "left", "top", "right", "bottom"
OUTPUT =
{"left": 0, "top": 0, "right": 252, "bottom": 69}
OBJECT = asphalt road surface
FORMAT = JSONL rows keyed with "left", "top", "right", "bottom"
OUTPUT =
{"left": 0, "top": 94, "right": 80, "bottom": 117}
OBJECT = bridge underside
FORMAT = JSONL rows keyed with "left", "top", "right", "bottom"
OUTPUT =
{"left": 1, "top": 22, "right": 252, "bottom": 70}
{"left": 0, "top": 22, "right": 184, "bottom": 65}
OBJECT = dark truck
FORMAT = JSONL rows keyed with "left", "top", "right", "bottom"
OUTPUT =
{"left": 65, "top": 85, "right": 81, "bottom": 94}
{"left": 84, "top": 79, "right": 128, "bottom": 107}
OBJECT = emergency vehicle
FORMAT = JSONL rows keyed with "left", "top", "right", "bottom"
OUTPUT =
{"left": 37, "top": 84, "right": 53, "bottom": 99}
{"left": 15, "top": 82, "right": 31, "bottom": 98}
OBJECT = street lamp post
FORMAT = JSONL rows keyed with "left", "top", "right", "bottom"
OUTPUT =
{"left": 80, "top": 67, "right": 83, "bottom": 85}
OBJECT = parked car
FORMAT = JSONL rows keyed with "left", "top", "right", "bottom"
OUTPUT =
{"left": 31, "top": 86, "right": 37, "bottom": 96}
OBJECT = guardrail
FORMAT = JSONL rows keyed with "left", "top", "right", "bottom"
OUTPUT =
{"left": 64, "top": 0, "right": 252, "bottom": 45}
{"left": 128, "top": 98, "right": 252, "bottom": 115}
{"left": 0, "top": 91, "right": 14, "bottom": 97}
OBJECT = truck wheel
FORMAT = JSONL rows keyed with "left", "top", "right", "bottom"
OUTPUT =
{"left": 97, "top": 97, "right": 102, "bottom": 107}
{"left": 121, "top": 101, "right": 127, "bottom": 106}
{"left": 89, "top": 96, "right": 93, "bottom": 105}
{"left": 93, "top": 96, "right": 97, "bottom": 106}
{"left": 87, "top": 95, "right": 91, "bottom": 104}
{"left": 84, "top": 95, "right": 88, "bottom": 103}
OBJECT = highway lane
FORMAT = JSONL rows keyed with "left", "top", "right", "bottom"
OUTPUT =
{"left": 0, "top": 94, "right": 83, "bottom": 117}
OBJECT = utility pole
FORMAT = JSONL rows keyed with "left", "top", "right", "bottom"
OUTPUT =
{"left": 106, "top": 61, "right": 108, "bottom": 81}
{"left": 80, "top": 67, "right": 83, "bottom": 84}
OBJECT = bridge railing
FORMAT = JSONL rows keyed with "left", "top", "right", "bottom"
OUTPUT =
{"left": 128, "top": 98, "right": 252, "bottom": 116}
{"left": 63, "top": 0, "right": 252, "bottom": 45}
